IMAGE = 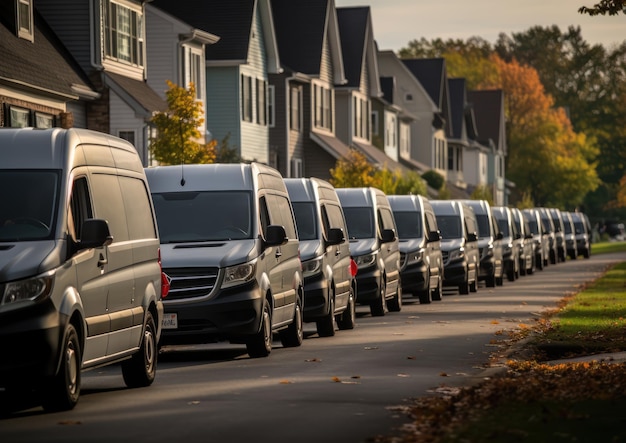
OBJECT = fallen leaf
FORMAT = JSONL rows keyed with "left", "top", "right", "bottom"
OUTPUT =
{"left": 440, "top": 372, "right": 449, "bottom": 377}
{"left": 364, "top": 346, "right": 379, "bottom": 350}
{"left": 279, "top": 380, "right": 293, "bottom": 384}
{"left": 58, "top": 420, "right": 82, "bottom": 426}
{"left": 407, "top": 356, "right": 416, "bottom": 359}
{"left": 187, "top": 400, "right": 200, "bottom": 405}
{"left": 397, "top": 373, "right": 410, "bottom": 377}
{"left": 332, "top": 376, "right": 342, "bottom": 383}
{"left": 351, "top": 375, "right": 361, "bottom": 379}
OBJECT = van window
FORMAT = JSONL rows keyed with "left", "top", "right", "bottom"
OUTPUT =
{"left": 474, "top": 213, "right": 490, "bottom": 238}
{"left": 324, "top": 204, "right": 345, "bottom": 232}
{"left": 291, "top": 202, "right": 317, "bottom": 241}
{"left": 436, "top": 215, "right": 462, "bottom": 239}
{"left": 379, "top": 207, "right": 396, "bottom": 232}
{"left": 69, "top": 176, "right": 94, "bottom": 242}
{"left": 91, "top": 174, "right": 129, "bottom": 242}
{"left": 119, "top": 176, "right": 157, "bottom": 240}
{"left": 465, "top": 212, "right": 478, "bottom": 237}
{"left": 0, "top": 170, "right": 58, "bottom": 241}
{"left": 343, "top": 207, "right": 375, "bottom": 239}
{"left": 274, "top": 195, "right": 298, "bottom": 240}
{"left": 425, "top": 211, "right": 437, "bottom": 235}
{"left": 392, "top": 211, "right": 422, "bottom": 239}
{"left": 152, "top": 191, "right": 252, "bottom": 243}
{"left": 259, "top": 196, "right": 270, "bottom": 238}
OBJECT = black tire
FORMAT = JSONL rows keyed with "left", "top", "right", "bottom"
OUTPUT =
{"left": 387, "top": 283, "right": 402, "bottom": 312}
{"left": 417, "top": 288, "right": 431, "bottom": 304}
{"left": 316, "top": 291, "right": 336, "bottom": 337}
{"left": 506, "top": 262, "right": 515, "bottom": 282}
{"left": 537, "top": 255, "right": 544, "bottom": 270}
{"left": 246, "top": 301, "right": 272, "bottom": 358}
{"left": 431, "top": 274, "right": 443, "bottom": 301}
{"left": 459, "top": 274, "right": 470, "bottom": 294}
{"left": 584, "top": 249, "right": 591, "bottom": 259}
{"left": 122, "top": 311, "right": 157, "bottom": 388}
{"left": 370, "top": 280, "right": 386, "bottom": 316}
{"left": 280, "top": 298, "right": 303, "bottom": 347}
{"left": 486, "top": 271, "right": 496, "bottom": 288}
{"left": 469, "top": 276, "right": 478, "bottom": 293}
{"left": 337, "top": 286, "right": 356, "bottom": 330}
{"left": 41, "top": 324, "right": 81, "bottom": 412}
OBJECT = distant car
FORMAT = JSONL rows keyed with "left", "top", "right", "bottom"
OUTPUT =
{"left": 511, "top": 208, "right": 535, "bottom": 275}
{"left": 572, "top": 212, "right": 592, "bottom": 258}
{"left": 492, "top": 206, "right": 521, "bottom": 282}
{"left": 430, "top": 200, "right": 480, "bottom": 294}
{"left": 285, "top": 178, "right": 356, "bottom": 336}
{"left": 389, "top": 194, "right": 443, "bottom": 304}
{"left": 562, "top": 211, "right": 578, "bottom": 259}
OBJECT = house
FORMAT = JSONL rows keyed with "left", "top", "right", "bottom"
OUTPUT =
{"left": 336, "top": 6, "right": 406, "bottom": 173}
{"left": 0, "top": 0, "right": 97, "bottom": 128}
{"left": 145, "top": 3, "right": 220, "bottom": 139}
{"left": 269, "top": 0, "right": 349, "bottom": 179}
{"left": 151, "top": 0, "right": 281, "bottom": 164}
{"left": 371, "top": 76, "right": 401, "bottom": 162}
{"left": 467, "top": 89, "right": 508, "bottom": 205}
{"left": 36, "top": 0, "right": 168, "bottom": 165}
{"left": 401, "top": 58, "right": 452, "bottom": 179}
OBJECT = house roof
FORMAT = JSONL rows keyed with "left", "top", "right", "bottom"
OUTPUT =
{"left": 0, "top": 6, "right": 94, "bottom": 100}
{"left": 352, "top": 141, "right": 408, "bottom": 174}
{"left": 105, "top": 72, "right": 168, "bottom": 118}
{"left": 380, "top": 76, "right": 394, "bottom": 104}
{"left": 448, "top": 78, "right": 466, "bottom": 140}
{"left": 467, "top": 89, "right": 506, "bottom": 152}
{"left": 311, "top": 130, "right": 351, "bottom": 160}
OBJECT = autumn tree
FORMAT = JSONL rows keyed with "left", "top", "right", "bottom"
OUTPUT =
{"left": 470, "top": 185, "right": 494, "bottom": 204}
{"left": 150, "top": 80, "right": 216, "bottom": 165}
{"left": 329, "top": 149, "right": 379, "bottom": 188}
{"left": 579, "top": 0, "right": 625, "bottom": 15}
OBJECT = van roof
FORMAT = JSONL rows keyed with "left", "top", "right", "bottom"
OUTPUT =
{"left": 388, "top": 194, "right": 425, "bottom": 212}
{"left": 335, "top": 187, "right": 384, "bottom": 207}
{"left": 284, "top": 177, "right": 335, "bottom": 203}
{"left": 459, "top": 199, "right": 490, "bottom": 214}
{"left": 430, "top": 200, "right": 463, "bottom": 216}
{"left": 145, "top": 163, "right": 285, "bottom": 193}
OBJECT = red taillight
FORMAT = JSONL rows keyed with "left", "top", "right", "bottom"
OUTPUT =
{"left": 158, "top": 248, "right": 170, "bottom": 298}
{"left": 349, "top": 258, "right": 358, "bottom": 277}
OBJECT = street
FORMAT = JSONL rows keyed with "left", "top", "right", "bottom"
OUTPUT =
{"left": 2, "top": 252, "right": 624, "bottom": 443}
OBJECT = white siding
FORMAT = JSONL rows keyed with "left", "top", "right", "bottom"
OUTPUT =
{"left": 146, "top": 7, "right": 181, "bottom": 99}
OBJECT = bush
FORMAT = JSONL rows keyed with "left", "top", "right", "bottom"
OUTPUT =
{"left": 422, "top": 170, "right": 444, "bottom": 190}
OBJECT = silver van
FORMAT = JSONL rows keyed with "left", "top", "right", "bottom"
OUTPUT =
{"left": 388, "top": 195, "right": 443, "bottom": 304}
{"left": 548, "top": 208, "right": 566, "bottom": 263}
{"left": 522, "top": 208, "right": 549, "bottom": 271}
{"left": 460, "top": 200, "right": 503, "bottom": 288}
{"left": 284, "top": 178, "right": 356, "bottom": 336}
{"left": 492, "top": 206, "right": 522, "bottom": 281}
{"left": 336, "top": 187, "right": 401, "bottom": 316}
{"left": 0, "top": 128, "right": 165, "bottom": 411}
{"left": 430, "top": 200, "right": 480, "bottom": 294}
{"left": 562, "top": 211, "right": 578, "bottom": 259}
{"left": 538, "top": 207, "right": 558, "bottom": 265}
{"left": 571, "top": 212, "right": 591, "bottom": 258}
{"left": 511, "top": 207, "right": 535, "bottom": 275}
{"left": 145, "top": 163, "right": 303, "bottom": 358}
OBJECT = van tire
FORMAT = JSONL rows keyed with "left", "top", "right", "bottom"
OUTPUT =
{"left": 122, "top": 311, "right": 157, "bottom": 388}
{"left": 280, "top": 298, "right": 303, "bottom": 347}
{"left": 316, "top": 292, "right": 336, "bottom": 337}
{"left": 459, "top": 278, "right": 470, "bottom": 295}
{"left": 431, "top": 275, "right": 442, "bottom": 301}
{"left": 41, "top": 324, "right": 81, "bottom": 412}
{"left": 370, "top": 281, "right": 386, "bottom": 316}
{"left": 337, "top": 287, "right": 356, "bottom": 330}
{"left": 387, "top": 284, "right": 402, "bottom": 312}
{"left": 486, "top": 272, "right": 496, "bottom": 288}
{"left": 247, "top": 301, "right": 273, "bottom": 358}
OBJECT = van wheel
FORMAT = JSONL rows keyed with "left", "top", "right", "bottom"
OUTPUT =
{"left": 469, "top": 277, "right": 478, "bottom": 293}
{"left": 41, "top": 324, "right": 81, "bottom": 412}
{"left": 486, "top": 272, "right": 496, "bottom": 288}
{"left": 370, "top": 281, "right": 386, "bottom": 316}
{"left": 280, "top": 298, "right": 303, "bottom": 347}
{"left": 387, "top": 284, "right": 402, "bottom": 312}
{"left": 247, "top": 301, "right": 272, "bottom": 358}
{"left": 431, "top": 275, "right": 443, "bottom": 301}
{"left": 459, "top": 277, "right": 470, "bottom": 295}
{"left": 337, "top": 287, "right": 356, "bottom": 330}
{"left": 537, "top": 255, "right": 544, "bottom": 270}
{"left": 122, "top": 311, "right": 157, "bottom": 388}
{"left": 316, "top": 292, "right": 336, "bottom": 337}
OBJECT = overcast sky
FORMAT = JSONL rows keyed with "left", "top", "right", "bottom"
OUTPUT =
{"left": 335, "top": 0, "right": 626, "bottom": 51}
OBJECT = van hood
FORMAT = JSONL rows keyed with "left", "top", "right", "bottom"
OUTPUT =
{"left": 440, "top": 238, "right": 464, "bottom": 252}
{"left": 398, "top": 238, "right": 425, "bottom": 253}
{"left": 0, "top": 240, "right": 59, "bottom": 282}
{"left": 159, "top": 239, "right": 259, "bottom": 269}
{"left": 299, "top": 239, "right": 323, "bottom": 262}
{"left": 348, "top": 238, "right": 378, "bottom": 257}
{"left": 477, "top": 238, "right": 491, "bottom": 249}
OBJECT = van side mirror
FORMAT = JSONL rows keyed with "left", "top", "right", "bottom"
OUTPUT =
{"left": 380, "top": 228, "right": 396, "bottom": 243}
{"left": 325, "top": 227, "right": 345, "bottom": 246}
{"left": 467, "top": 232, "right": 478, "bottom": 242}
{"left": 265, "top": 225, "right": 288, "bottom": 246}
{"left": 80, "top": 219, "right": 113, "bottom": 249}
{"left": 427, "top": 230, "right": 441, "bottom": 242}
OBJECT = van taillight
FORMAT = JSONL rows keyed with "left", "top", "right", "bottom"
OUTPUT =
{"left": 349, "top": 258, "right": 358, "bottom": 277}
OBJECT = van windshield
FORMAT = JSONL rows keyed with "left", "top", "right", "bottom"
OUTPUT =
{"left": 342, "top": 207, "right": 375, "bottom": 239}
{"left": 435, "top": 215, "right": 462, "bottom": 239}
{"left": 152, "top": 191, "right": 253, "bottom": 242}
{"left": 392, "top": 211, "right": 422, "bottom": 239}
{"left": 526, "top": 217, "right": 539, "bottom": 234}
{"left": 0, "top": 170, "right": 58, "bottom": 241}
{"left": 291, "top": 202, "right": 318, "bottom": 241}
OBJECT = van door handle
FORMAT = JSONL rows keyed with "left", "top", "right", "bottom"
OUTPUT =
{"left": 98, "top": 254, "right": 108, "bottom": 267}
{"left": 335, "top": 248, "right": 341, "bottom": 256}
{"left": 275, "top": 249, "right": 282, "bottom": 258}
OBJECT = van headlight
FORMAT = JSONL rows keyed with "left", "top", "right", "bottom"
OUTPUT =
{"left": 222, "top": 260, "right": 257, "bottom": 289}
{"left": 354, "top": 252, "right": 376, "bottom": 268}
{"left": 449, "top": 248, "right": 465, "bottom": 261}
{"left": 302, "top": 256, "right": 323, "bottom": 278}
{"left": 1, "top": 272, "right": 54, "bottom": 306}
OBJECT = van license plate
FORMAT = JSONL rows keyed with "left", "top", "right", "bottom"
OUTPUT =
{"left": 162, "top": 313, "right": 178, "bottom": 329}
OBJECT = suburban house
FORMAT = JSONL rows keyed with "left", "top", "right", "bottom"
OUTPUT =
{"left": 0, "top": 0, "right": 97, "bottom": 129}
{"left": 36, "top": 0, "right": 168, "bottom": 166}
{"left": 145, "top": 3, "right": 220, "bottom": 143}
{"left": 447, "top": 78, "right": 472, "bottom": 190}
{"left": 335, "top": 6, "right": 406, "bottom": 174}
{"left": 371, "top": 76, "right": 401, "bottom": 163}
{"left": 151, "top": 0, "right": 281, "bottom": 165}
{"left": 467, "top": 89, "right": 508, "bottom": 205}
{"left": 269, "top": 0, "right": 350, "bottom": 179}
{"left": 401, "top": 58, "right": 452, "bottom": 180}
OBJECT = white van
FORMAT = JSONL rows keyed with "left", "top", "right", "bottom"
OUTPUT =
{"left": 0, "top": 128, "right": 165, "bottom": 411}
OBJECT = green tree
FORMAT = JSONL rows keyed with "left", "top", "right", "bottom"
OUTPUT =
{"left": 150, "top": 80, "right": 216, "bottom": 165}
{"left": 470, "top": 184, "right": 494, "bottom": 204}
{"left": 579, "top": 0, "right": 625, "bottom": 15}
{"left": 395, "top": 170, "right": 427, "bottom": 196}
{"left": 329, "top": 149, "right": 378, "bottom": 188}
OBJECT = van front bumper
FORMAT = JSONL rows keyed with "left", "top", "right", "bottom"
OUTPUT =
{"left": 302, "top": 272, "right": 329, "bottom": 321}
{"left": 400, "top": 261, "right": 428, "bottom": 294}
{"left": 354, "top": 265, "right": 382, "bottom": 304}
{"left": 443, "top": 259, "right": 467, "bottom": 286}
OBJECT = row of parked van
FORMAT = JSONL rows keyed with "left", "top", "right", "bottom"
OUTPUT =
{"left": 0, "top": 128, "right": 595, "bottom": 412}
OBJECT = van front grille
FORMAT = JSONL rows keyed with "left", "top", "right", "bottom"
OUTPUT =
{"left": 162, "top": 267, "right": 219, "bottom": 300}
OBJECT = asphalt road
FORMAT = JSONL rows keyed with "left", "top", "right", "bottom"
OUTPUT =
{"left": 2, "top": 251, "right": 625, "bottom": 443}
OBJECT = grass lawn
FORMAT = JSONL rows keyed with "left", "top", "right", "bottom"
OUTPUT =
{"left": 591, "top": 240, "right": 626, "bottom": 255}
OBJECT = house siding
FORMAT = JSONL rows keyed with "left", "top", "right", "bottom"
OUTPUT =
{"left": 304, "top": 137, "right": 336, "bottom": 181}
{"left": 146, "top": 7, "right": 181, "bottom": 99}
{"left": 206, "top": 66, "right": 241, "bottom": 152}
{"left": 320, "top": 32, "right": 333, "bottom": 84}
{"left": 269, "top": 73, "right": 288, "bottom": 176}
{"left": 109, "top": 92, "right": 146, "bottom": 161}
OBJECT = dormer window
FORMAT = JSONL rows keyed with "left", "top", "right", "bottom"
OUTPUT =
{"left": 17, "top": 0, "right": 34, "bottom": 42}
{"left": 102, "top": 0, "right": 144, "bottom": 68}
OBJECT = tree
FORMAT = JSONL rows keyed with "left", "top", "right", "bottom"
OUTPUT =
{"left": 470, "top": 185, "right": 494, "bottom": 204}
{"left": 579, "top": 0, "right": 625, "bottom": 15}
{"left": 329, "top": 149, "right": 379, "bottom": 188}
{"left": 150, "top": 80, "right": 216, "bottom": 165}
{"left": 214, "top": 133, "right": 243, "bottom": 163}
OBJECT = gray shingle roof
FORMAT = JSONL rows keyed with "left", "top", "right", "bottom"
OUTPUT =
{"left": 336, "top": 7, "right": 369, "bottom": 88}
{"left": 467, "top": 89, "right": 505, "bottom": 148}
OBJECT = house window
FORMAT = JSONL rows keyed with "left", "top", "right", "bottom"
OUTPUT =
{"left": 241, "top": 74, "right": 253, "bottom": 122}
{"left": 405, "top": 93, "right": 413, "bottom": 102}
{"left": 371, "top": 110, "right": 379, "bottom": 136}
{"left": 118, "top": 130, "right": 136, "bottom": 146}
{"left": 268, "top": 85, "right": 275, "bottom": 127}
{"left": 182, "top": 47, "right": 203, "bottom": 100}
{"left": 353, "top": 95, "right": 370, "bottom": 140}
{"left": 290, "top": 85, "right": 302, "bottom": 132}
{"left": 400, "top": 123, "right": 410, "bottom": 157}
{"left": 17, "top": 0, "right": 33, "bottom": 41}
{"left": 35, "top": 112, "right": 54, "bottom": 128}
{"left": 291, "top": 158, "right": 303, "bottom": 178}
{"left": 448, "top": 146, "right": 454, "bottom": 171}
{"left": 102, "top": 0, "right": 144, "bottom": 68}
{"left": 256, "top": 78, "right": 266, "bottom": 126}
{"left": 314, "top": 84, "right": 333, "bottom": 131}
{"left": 9, "top": 106, "right": 30, "bottom": 127}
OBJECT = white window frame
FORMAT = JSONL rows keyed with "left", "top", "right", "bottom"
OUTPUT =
{"left": 290, "top": 158, "right": 303, "bottom": 178}
{"left": 102, "top": 0, "right": 145, "bottom": 68}
{"left": 268, "top": 85, "right": 275, "bottom": 128}
{"left": 17, "top": 0, "right": 34, "bottom": 41}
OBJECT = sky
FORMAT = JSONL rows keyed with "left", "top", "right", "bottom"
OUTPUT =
{"left": 334, "top": 0, "right": 626, "bottom": 51}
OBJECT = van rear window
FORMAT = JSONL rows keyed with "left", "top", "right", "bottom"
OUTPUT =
{"left": 152, "top": 191, "right": 252, "bottom": 242}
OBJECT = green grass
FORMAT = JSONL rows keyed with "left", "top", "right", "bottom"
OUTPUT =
{"left": 591, "top": 241, "right": 626, "bottom": 255}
